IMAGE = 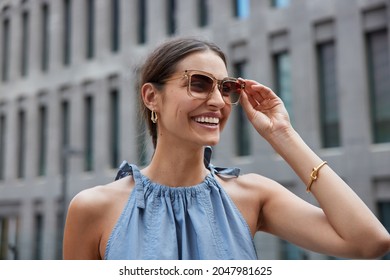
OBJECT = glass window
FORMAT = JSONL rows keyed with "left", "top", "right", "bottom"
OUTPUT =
{"left": 86, "top": 0, "right": 95, "bottom": 59}
{"left": 280, "top": 239, "right": 307, "bottom": 259}
{"left": 55, "top": 211, "right": 63, "bottom": 259}
{"left": 198, "top": 0, "right": 208, "bottom": 27}
{"left": 111, "top": 0, "right": 120, "bottom": 52}
{"left": 1, "top": 18, "right": 10, "bottom": 82}
{"left": 63, "top": 0, "right": 72, "bottom": 65}
{"left": 234, "top": 61, "right": 251, "bottom": 156}
{"left": 0, "top": 218, "right": 5, "bottom": 258}
{"left": 271, "top": 0, "right": 290, "bottom": 8}
{"left": 233, "top": 0, "right": 250, "bottom": 19}
{"left": 273, "top": 51, "right": 294, "bottom": 122}
{"left": 0, "top": 216, "right": 19, "bottom": 260}
{"left": 60, "top": 100, "right": 70, "bottom": 172}
{"left": 60, "top": 101, "right": 70, "bottom": 151}
{"left": 0, "top": 114, "right": 5, "bottom": 180}
{"left": 41, "top": 3, "right": 50, "bottom": 72}
{"left": 20, "top": 11, "right": 29, "bottom": 76}
{"left": 366, "top": 29, "right": 390, "bottom": 143}
{"left": 37, "top": 105, "right": 48, "bottom": 176}
{"left": 84, "top": 96, "right": 94, "bottom": 171}
{"left": 166, "top": 0, "right": 176, "bottom": 35}
{"left": 109, "top": 89, "right": 120, "bottom": 168}
{"left": 33, "top": 213, "right": 44, "bottom": 260}
{"left": 137, "top": 0, "right": 147, "bottom": 44}
{"left": 317, "top": 41, "right": 341, "bottom": 148}
{"left": 17, "top": 109, "right": 26, "bottom": 179}
{"left": 378, "top": 201, "right": 390, "bottom": 259}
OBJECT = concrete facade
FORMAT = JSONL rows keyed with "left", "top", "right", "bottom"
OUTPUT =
{"left": 0, "top": 0, "right": 389, "bottom": 260}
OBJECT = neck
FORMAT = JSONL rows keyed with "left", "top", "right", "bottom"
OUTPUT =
{"left": 142, "top": 143, "right": 209, "bottom": 187}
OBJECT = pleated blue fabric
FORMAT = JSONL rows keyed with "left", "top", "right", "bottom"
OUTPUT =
{"left": 104, "top": 147, "right": 257, "bottom": 260}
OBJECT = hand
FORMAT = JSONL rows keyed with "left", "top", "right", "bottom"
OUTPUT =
{"left": 239, "top": 79, "right": 292, "bottom": 140}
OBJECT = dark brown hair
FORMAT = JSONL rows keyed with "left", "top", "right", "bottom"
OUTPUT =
{"left": 138, "top": 37, "right": 227, "bottom": 149}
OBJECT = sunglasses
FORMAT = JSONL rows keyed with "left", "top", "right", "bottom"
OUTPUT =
{"left": 162, "top": 70, "right": 245, "bottom": 105}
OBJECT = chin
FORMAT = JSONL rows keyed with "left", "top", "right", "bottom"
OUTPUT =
{"left": 203, "top": 138, "right": 220, "bottom": 146}
{"left": 191, "top": 130, "right": 221, "bottom": 147}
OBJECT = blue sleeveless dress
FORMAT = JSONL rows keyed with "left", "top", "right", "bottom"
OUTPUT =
{"left": 104, "top": 147, "right": 257, "bottom": 260}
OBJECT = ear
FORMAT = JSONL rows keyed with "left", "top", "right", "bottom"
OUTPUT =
{"left": 141, "top": 83, "right": 160, "bottom": 112}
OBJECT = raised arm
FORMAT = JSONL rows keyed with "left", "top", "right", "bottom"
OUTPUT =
{"left": 239, "top": 79, "right": 390, "bottom": 259}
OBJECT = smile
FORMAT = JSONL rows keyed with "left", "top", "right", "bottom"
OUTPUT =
{"left": 193, "top": 116, "right": 220, "bottom": 125}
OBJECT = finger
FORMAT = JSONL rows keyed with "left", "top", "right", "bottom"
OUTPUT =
{"left": 240, "top": 80, "right": 268, "bottom": 103}
{"left": 249, "top": 90, "right": 265, "bottom": 105}
{"left": 240, "top": 90, "right": 270, "bottom": 127}
{"left": 240, "top": 79, "right": 280, "bottom": 109}
{"left": 240, "top": 89, "right": 257, "bottom": 114}
{"left": 242, "top": 79, "right": 277, "bottom": 98}
{"left": 249, "top": 88, "right": 272, "bottom": 108}
{"left": 246, "top": 91, "right": 260, "bottom": 108}
{"left": 251, "top": 84, "right": 279, "bottom": 100}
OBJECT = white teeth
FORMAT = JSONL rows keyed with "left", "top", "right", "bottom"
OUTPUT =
{"left": 194, "top": 117, "right": 219, "bottom": 124}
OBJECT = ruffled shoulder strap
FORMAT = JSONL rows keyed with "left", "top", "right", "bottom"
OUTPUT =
{"left": 115, "top": 161, "right": 134, "bottom": 180}
{"left": 203, "top": 146, "right": 240, "bottom": 178}
{"left": 114, "top": 161, "right": 145, "bottom": 209}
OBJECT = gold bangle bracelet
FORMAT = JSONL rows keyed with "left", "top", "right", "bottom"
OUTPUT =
{"left": 306, "top": 161, "right": 328, "bottom": 193}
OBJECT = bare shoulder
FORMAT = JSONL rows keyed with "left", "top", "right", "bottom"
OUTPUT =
{"left": 236, "top": 172, "right": 276, "bottom": 188}
{"left": 217, "top": 172, "right": 280, "bottom": 206}
{"left": 63, "top": 175, "right": 135, "bottom": 259}
{"left": 217, "top": 172, "right": 282, "bottom": 235}
{"left": 233, "top": 172, "right": 305, "bottom": 212}
{"left": 69, "top": 175, "right": 134, "bottom": 217}
{"left": 229, "top": 172, "right": 282, "bottom": 197}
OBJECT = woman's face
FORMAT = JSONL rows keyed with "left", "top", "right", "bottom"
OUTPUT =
{"left": 156, "top": 51, "right": 232, "bottom": 149}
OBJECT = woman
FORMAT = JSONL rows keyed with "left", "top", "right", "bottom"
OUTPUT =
{"left": 63, "top": 37, "right": 390, "bottom": 260}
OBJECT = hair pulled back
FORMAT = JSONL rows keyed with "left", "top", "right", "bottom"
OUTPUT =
{"left": 139, "top": 37, "right": 227, "bottom": 149}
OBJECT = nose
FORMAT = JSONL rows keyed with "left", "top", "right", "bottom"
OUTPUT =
{"left": 206, "top": 85, "right": 226, "bottom": 108}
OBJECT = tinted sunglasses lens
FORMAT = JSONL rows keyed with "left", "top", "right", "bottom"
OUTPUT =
{"left": 189, "top": 74, "right": 214, "bottom": 97}
{"left": 221, "top": 81, "right": 242, "bottom": 104}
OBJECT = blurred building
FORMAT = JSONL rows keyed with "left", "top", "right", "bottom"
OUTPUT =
{"left": 0, "top": 0, "right": 389, "bottom": 260}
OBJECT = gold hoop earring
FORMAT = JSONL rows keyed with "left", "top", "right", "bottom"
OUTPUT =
{"left": 151, "top": 111, "right": 158, "bottom": 123}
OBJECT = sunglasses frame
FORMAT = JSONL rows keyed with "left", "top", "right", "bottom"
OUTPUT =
{"left": 161, "top": 69, "right": 245, "bottom": 105}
